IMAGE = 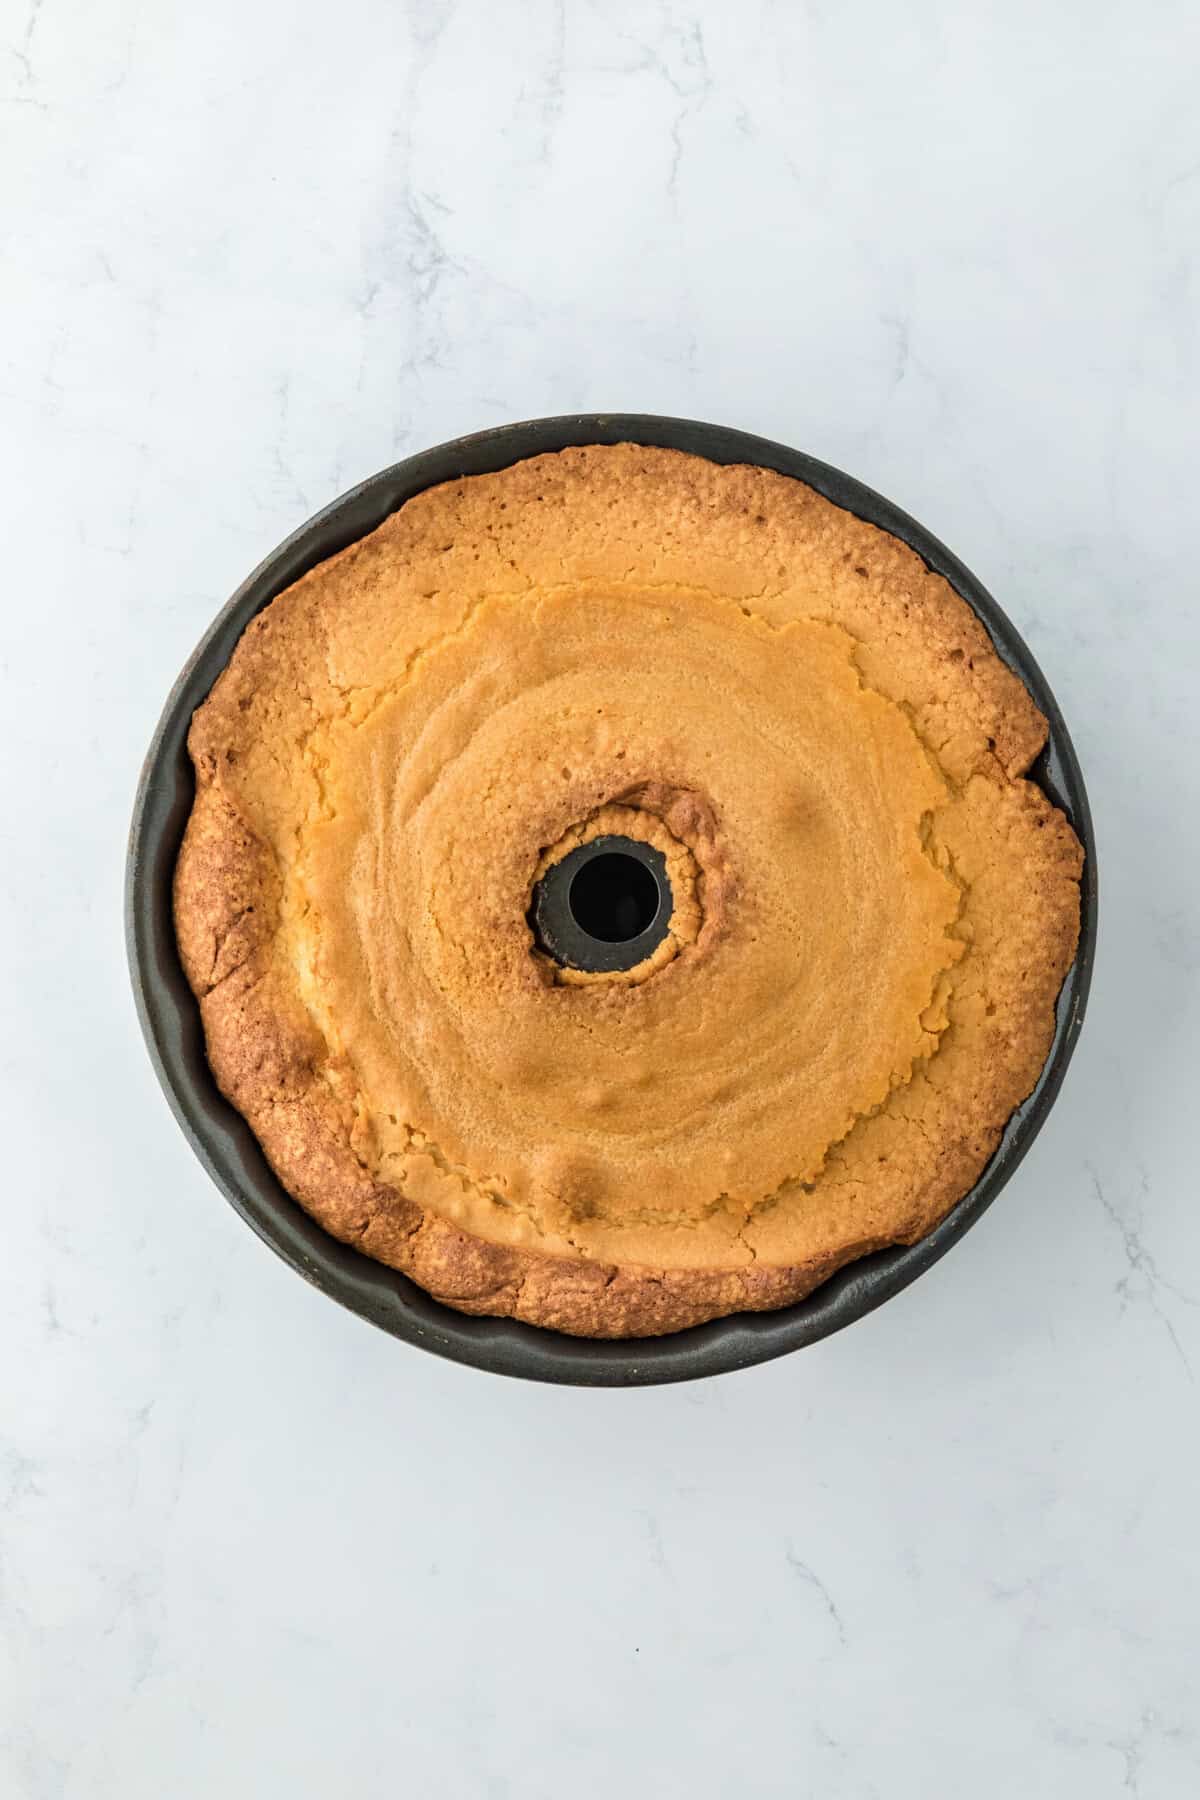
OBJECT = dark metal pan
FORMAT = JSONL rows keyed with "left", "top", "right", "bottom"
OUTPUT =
{"left": 126, "top": 414, "right": 1097, "bottom": 1385}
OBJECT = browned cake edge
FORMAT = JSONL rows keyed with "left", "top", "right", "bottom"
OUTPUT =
{"left": 174, "top": 449, "right": 1083, "bottom": 1338}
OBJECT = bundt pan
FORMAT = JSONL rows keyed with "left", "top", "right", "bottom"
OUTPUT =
{"left": 126, "top": 414, "right": 1097, "bottom": 1386}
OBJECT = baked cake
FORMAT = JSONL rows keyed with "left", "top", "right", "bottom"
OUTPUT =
{"left": 174, "top": 445, "right": 1082, "bottom": 1337}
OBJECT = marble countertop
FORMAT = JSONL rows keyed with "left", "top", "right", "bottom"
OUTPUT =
{"left": 4, "top": 2, "right": 1199, "bottom": 1794}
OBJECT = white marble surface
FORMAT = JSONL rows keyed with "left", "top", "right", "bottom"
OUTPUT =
{"left": 4, "top": 1, "right": 1200, "bottom": 1793}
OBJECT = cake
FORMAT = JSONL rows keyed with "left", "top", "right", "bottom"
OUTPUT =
{"left": 174, "top": 445, "right": 1083, "bottom": 1337}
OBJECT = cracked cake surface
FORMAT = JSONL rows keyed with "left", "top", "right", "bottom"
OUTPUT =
{"left": 174, "top": 444, "right": 1083, "bottom": 1337}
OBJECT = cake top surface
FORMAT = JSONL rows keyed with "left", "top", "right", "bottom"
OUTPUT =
{"left": 175, "top": 445, "right": 1081, "bottom": 1334}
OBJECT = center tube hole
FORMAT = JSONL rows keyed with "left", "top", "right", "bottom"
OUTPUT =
{"left": 568, "top": 851, "right": 662, "bottom": 944}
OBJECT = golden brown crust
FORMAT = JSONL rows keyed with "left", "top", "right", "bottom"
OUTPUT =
{"left": 175, "top": 445, "right": 1082, "bottom": 1337}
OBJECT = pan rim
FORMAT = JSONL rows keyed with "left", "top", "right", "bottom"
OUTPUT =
{"left": 125, "top": 413, "right": 1097, "bottom": 1386}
